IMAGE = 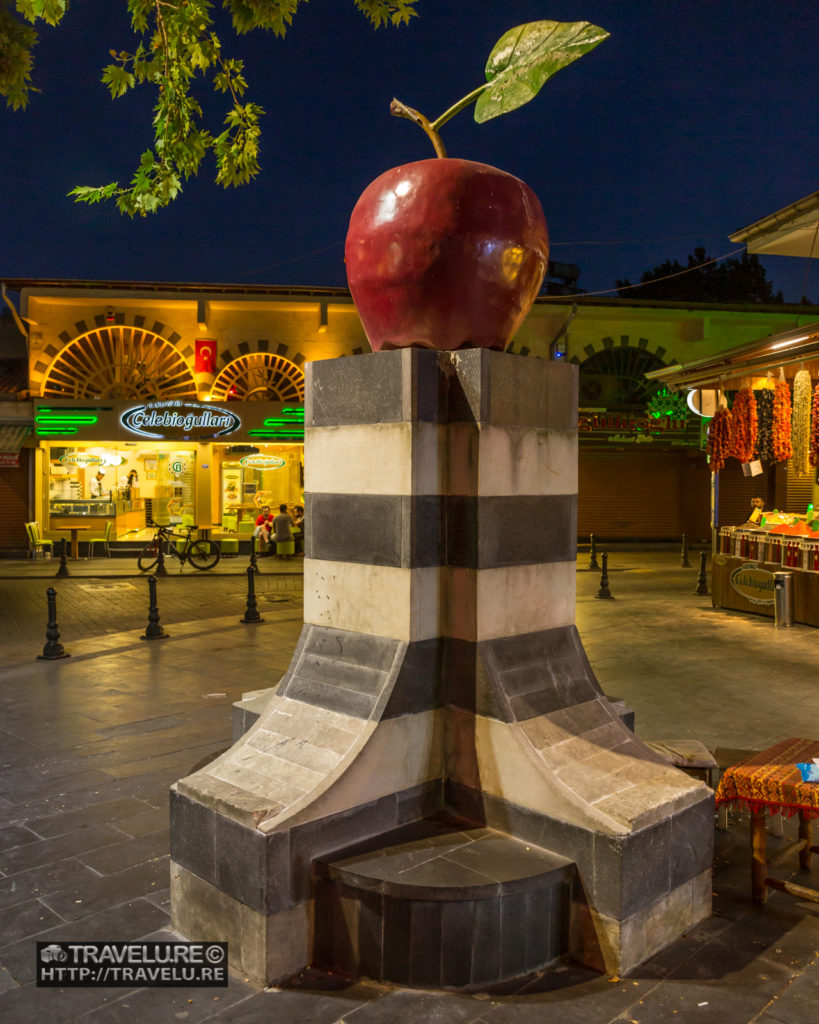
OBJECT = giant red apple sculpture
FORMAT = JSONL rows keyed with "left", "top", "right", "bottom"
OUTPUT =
{"left": 345, "top": 20, "right": 608, "bottom": 353}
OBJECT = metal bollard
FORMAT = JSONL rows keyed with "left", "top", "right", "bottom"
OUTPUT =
{"left": 55, "top": 537, "right": 70, "bottom": 578}
{"left": 681, "top": 533, "right": 691, "bottom": 568}
{"left": 588, "top": 533, "right": 599, "bottom": 570}
{"left": 249, "top": 545, "right": 259, "bottom": 575}
{"left": 155, "top": 538, "right": 168, "bottom": 578}
{"left": 694, "top": 550, "right": 709, "bottom": 595}
{"left": 241, "top": 565, "right": 265, "bottom": 624}
{"left": 141, "top": 575, "right": 168, "bottom": 640}
{"left": 595, "top": 552, "right": 614, "bottom": 600}
{"left": 773, "top": 572, "right": 794, "bottom": 627}
{"left": 37, "top": 586, "right": 70, "bottom": 660}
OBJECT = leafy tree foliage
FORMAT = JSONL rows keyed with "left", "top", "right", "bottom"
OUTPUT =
{"left": 0, "top": 0, "right": 418, "bottom": 215}
{"left": 616, "top": 247, "right": 785, "bottom": 304}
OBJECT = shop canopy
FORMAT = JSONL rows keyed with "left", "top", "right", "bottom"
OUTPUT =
{"left": 729, "top": 191, "right": 819, "bottom": 258}
{"left": 645, "top": 320, "right": 819, "bottom": 393}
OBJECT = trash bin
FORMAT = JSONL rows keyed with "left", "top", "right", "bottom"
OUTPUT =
{"left": 773, "top": 571, "right": 794, "bottom": 627}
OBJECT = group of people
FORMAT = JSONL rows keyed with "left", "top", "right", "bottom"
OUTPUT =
{"left": 253, "top": 503, "right": 304, "bottom": 557}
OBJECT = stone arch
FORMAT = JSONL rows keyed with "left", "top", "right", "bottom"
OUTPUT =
{"left": 210, "top": 352, "right": 305, "bottom": 402}
{"left": 576, "top": 336, "right": 677, "bottom": 410}
{"left": 38, "top": 324, "right": 197, "bottom": 400}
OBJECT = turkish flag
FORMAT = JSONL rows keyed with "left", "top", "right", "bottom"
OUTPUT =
{"left": 195, "top": 339, "right": 216, "bottom": 374}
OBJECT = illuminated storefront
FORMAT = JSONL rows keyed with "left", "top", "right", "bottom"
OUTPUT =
{"left": 34, "top": 399, "right": 305, "bottom": 541}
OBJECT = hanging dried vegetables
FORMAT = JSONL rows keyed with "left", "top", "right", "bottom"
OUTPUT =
{"left": 791, "top": 369, "right": 812, "bottom": 477}
{"left": 773, "top": 379, "right": 793, "bottom": 463}
{"left": 707, "top": 406, "right": 732, "bottom": 473}
{"left": 810, "top": 384, "right": 819, "bottom": 467}
{"left": 755, "top": 387, "right": 775, "bottom": 463}
{"left": 729, "top": 387, "right": 757, "bottom": 463}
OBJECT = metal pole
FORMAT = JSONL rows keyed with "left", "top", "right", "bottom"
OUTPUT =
{"left": 595, "top": 552, "right": 614, "bottom": 600}
{"left": 141, "top": 575, "right": 169, "bottom": 640}
{"left": 588, "top": 533, "right": 599, "bottom": 570}
{"left": 241, "top": 565, "right": 265, "bottom": 624}
{"left": 155, "top": 536, "right": 169, "bottom": 577}
{"left": 694, "top": 551, "right": 709, "bottom": 595}
{"left": 249, "top": 544, "right": 259, "bottom": 575}
{"left": 55, "top": 537, "right": 70, "bottom": 578}
{"left": 681, "top": 533, "right": 691, "bottom": 568}
{"left": 37, "top": 586, "right": 70, "bottom": 660}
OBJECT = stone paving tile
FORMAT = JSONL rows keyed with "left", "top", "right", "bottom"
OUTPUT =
{"left": 0, "top": 982, "right": 135, "bottom": 1024}
{"left": 0, "top": 825, "right": 41, "bottom": 853}
{"left": 77, "top": 830, "right": 169, "bottom": 876}
{"left": 757, "top": 961, "right": 819, "bottom": 1024}
{"left": 0, "top": 825, "right": 123, "bottom": 875}
{"left": 0, "top": 898, "right": 168, "bottom": 985}
{"left": 39, "top": 857, "right": 169, "bottom": 921}
{"left": 0, "top": 898, "right": 66, "bottom": 947}
{"left": 0, "top": 859, "right": 102, "bottom": 912}
{"left": 26, "top": 797, "right": 154, "bottom": 838}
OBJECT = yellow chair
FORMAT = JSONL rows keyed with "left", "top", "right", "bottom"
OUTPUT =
{"left": 219, "top": 514, "right": 239, "bottom": 556}
{"left": 87, "top": 520, "right": 113, "bottom": 557}
{"left": 26, "top": 522, "right": 54, "bottom": 559}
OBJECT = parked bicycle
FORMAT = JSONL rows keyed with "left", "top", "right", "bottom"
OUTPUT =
{"left": 137, "top": 521, "right": 221, "bottom": 572}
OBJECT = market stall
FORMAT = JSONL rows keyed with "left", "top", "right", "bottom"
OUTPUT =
{"left": 646, "top": 321, "right": 819, "bottom": 623}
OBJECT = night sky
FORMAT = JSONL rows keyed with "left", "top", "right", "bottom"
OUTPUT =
{"left": 1, "top": 1, "right": 817, "bottom": 302}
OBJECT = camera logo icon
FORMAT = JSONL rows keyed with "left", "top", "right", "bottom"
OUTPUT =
{"left": 40, "top": 944, "right": 68, "bottom": 963}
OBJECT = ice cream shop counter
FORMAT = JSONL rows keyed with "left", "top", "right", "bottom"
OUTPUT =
{"left": 712, "top": 522, "right": 819, "bottom": 626}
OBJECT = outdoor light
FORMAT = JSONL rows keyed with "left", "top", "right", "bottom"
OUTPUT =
{"left": 105, "top": 308, "right": 116, "bottom": 324}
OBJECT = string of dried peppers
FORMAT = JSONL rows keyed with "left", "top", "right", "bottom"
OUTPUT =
{"left": 773, "top": 379, "right": 793, "bottom": 463}
{"left": 729, "top": 387, "right": 757, "bottom": 463}
{"left": 755, "top": 387, "right": 775, "bottom": 463}
{"left": 810, "top": 384, "right": 819, "bottom": 467}
{"left": 707, "top": 406, "right": 732, "bottom": 473}
{"left": 791, "top": 369, "right": 812, "bottom": 476}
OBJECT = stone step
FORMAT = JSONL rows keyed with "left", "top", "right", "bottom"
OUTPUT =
{"left": 313, "top": 816, "right": 575, "bottom": 990}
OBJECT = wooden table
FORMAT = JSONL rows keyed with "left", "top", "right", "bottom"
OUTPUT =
{"left": 57, "top": 526, "right": 92, "bottom": 559}
{"left": 715, "top": 738, "right": 819, "bottom": 904}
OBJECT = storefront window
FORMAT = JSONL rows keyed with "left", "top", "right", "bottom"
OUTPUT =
{"left": 219, "top": 445, "right": 303, "bottom": 523}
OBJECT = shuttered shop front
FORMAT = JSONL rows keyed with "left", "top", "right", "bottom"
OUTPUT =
{"left": 578, "top": 449, "right": 709, "bottom": 541}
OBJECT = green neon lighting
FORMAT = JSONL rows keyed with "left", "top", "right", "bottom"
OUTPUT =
{"left": 36, "top": 428, "right": 79, "bottom": 436}
{"left": 37, "top": 416, "right": 99, "bottom": 426}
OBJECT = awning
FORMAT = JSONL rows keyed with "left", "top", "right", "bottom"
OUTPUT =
{"left": 0, "top": 424, "right": 31, "bottom": 452}
{"left": 729, "top": 191, "right": 819, "bottom": 258}
{"left": 645, "top": 321, "right": 819, "bottom": 392}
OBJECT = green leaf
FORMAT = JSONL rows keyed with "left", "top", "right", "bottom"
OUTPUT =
{"left": 474, "top": 20, "right": 609, "bottom": 124}
{"left": 101, "top": 63, "right": 135, "bottom": 98}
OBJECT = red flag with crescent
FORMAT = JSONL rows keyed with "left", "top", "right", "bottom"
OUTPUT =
{"left": 195, "top": 339, "right": 216, "bottom": 374}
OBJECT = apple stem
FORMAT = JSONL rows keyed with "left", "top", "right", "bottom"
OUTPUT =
{"left": 390, "top": 99, "right": 448, "bottom": 158}
{"left": 429, "top": 84, "right": 490, "bottom": 133}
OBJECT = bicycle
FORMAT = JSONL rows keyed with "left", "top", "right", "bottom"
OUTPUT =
{"left": 137, "top": 521, "right": 221, "bottom": 573}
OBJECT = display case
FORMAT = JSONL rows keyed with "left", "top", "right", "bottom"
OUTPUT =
{"left": 48, "top": 499, "right": 116, "bottom": 517}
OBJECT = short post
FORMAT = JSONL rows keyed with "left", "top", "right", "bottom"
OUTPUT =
{"left": 681, "top": 533, "right": 691, "bottom": 568}
{"left": 37, "top": 586, "right": 70, "bottom": 660}
{"left": 595, "top": 551, "right": 614, "bottom": 600}
{"left": 694, "top": 550, "right": 709, "bottom": 595}
{"left": 154, "top": 538, "right": 169, "bottom": 578}
{"left": 55, "top": 537, "right": 70, "bottom": 578}
{"left": 241, "top": 565, "right": 265, "bottom": 624}
{"left": 141, "top": 575, "right": 168, "bottom": 640}
{"left": 588, "top": 532, "right": 599, "bottom": 570}
{"left": 249, "top": 545, "right": 259, "bottom": 575}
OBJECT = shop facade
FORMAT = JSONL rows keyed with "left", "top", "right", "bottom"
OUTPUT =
{"left": 3, "top": 279, "right": 818, "bottom": 552}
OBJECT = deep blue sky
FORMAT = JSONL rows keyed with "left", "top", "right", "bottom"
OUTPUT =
{"left": 1, "top": 1, "right": 817, "bottom": 301}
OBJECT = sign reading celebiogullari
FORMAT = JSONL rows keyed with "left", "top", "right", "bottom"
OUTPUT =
{"left": 729, "top": 562, "right": 775, "bottom": 605}
{"left": 36, "top": 941, "right": 228, "bottom": 987}
{"left": 121, "top": 401, "right": 240, "bottom": 441}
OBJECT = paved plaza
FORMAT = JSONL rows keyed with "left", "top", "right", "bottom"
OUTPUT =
{"left": 1, "top": 551, "right": 818, "bottom": 1022}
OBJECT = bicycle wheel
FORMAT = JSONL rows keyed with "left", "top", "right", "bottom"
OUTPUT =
{"left": 188, "top": 539, "right": 221, "bottom": 570}
{"left": 137, "top": 541, "right": 159, "bottom": 572}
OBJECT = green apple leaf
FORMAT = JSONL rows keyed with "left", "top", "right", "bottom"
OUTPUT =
{"left": 474, "top": 20, "right": 609, "bottom": 124}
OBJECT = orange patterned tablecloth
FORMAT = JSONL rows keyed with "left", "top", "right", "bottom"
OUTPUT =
{"left": 715, "top": 738, "right": 819, "bottom": 819}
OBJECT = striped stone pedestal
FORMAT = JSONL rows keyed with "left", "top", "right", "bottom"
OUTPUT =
{"left": 170, "top": 349, "right": 712, "bottom": 986}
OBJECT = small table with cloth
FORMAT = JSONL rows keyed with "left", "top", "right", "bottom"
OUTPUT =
{"left": 715, "top": 738, "right": 819, "bottom": 904}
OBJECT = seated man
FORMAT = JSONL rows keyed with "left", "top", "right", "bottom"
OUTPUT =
{"left": 253, "top": 505, "right": 274, "bottom": 554}
{"left": 272, "top": 503, "right": 294, "bottom": 557}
